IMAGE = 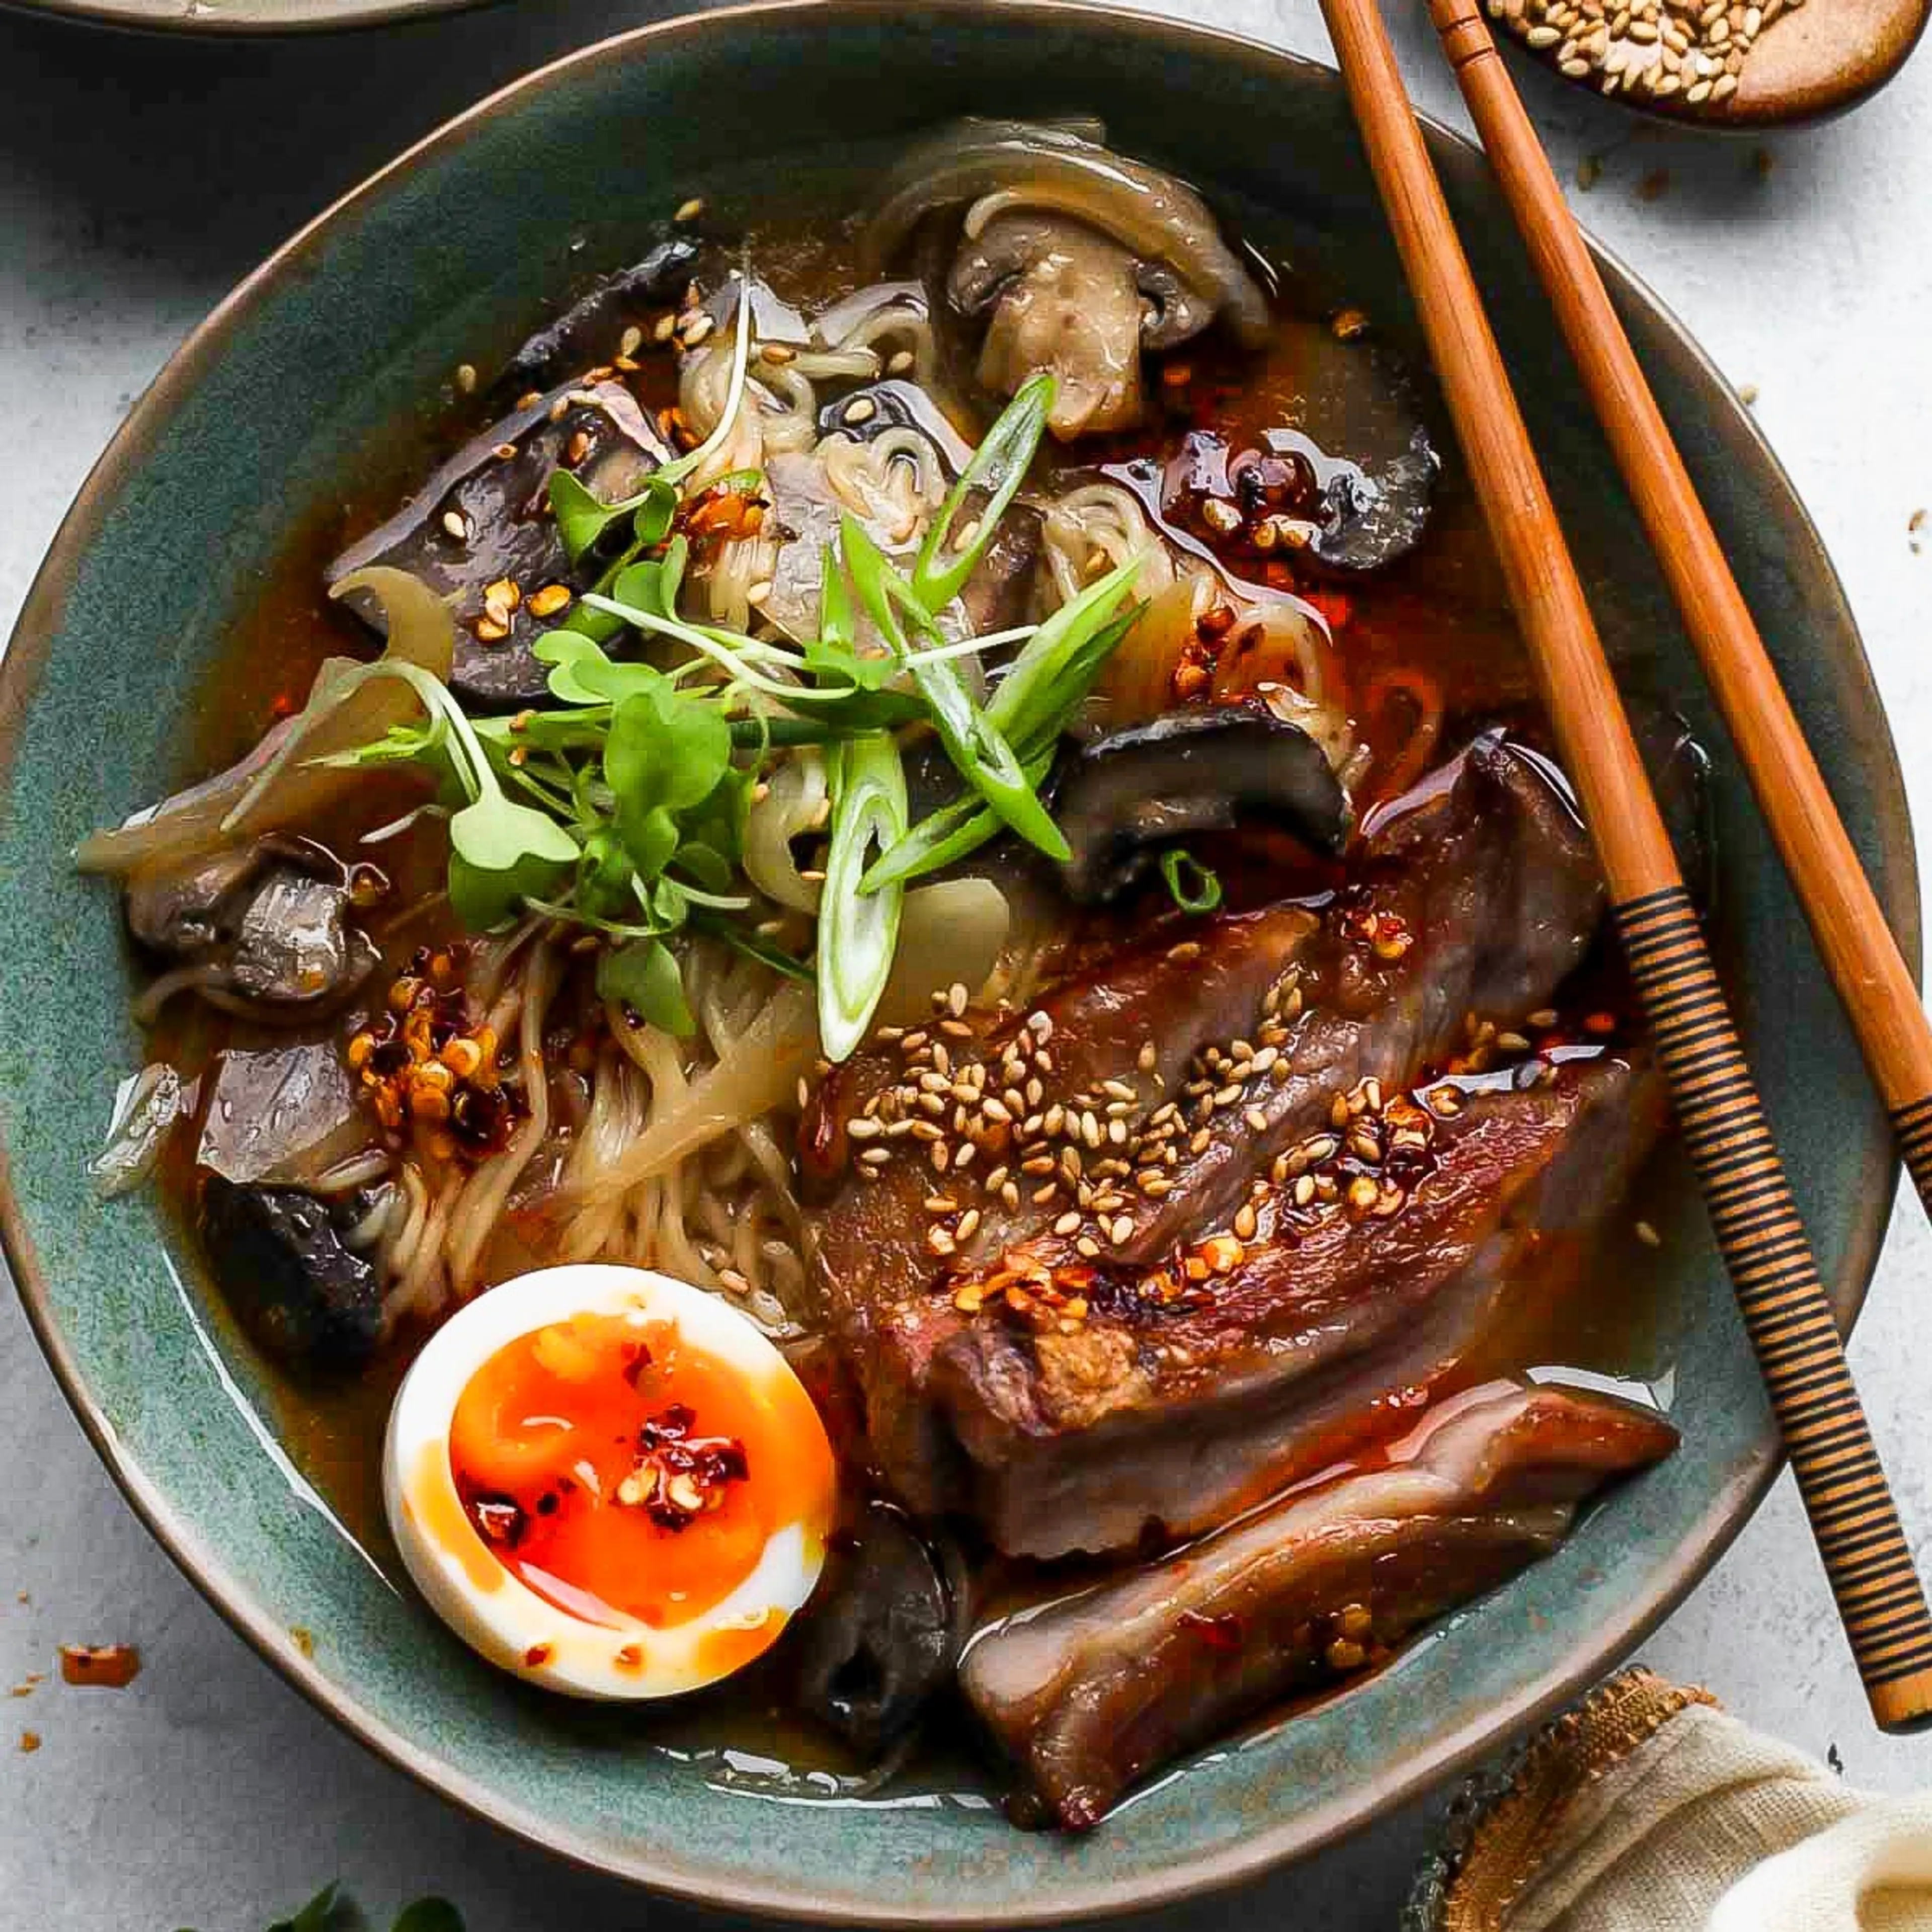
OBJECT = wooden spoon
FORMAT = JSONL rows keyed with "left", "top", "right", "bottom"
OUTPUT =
{"left": 1492, "top": 0, "right": 1929, "bottom": 126}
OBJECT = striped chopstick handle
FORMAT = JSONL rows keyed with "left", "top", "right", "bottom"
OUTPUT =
{"left": 1617, "top": 885, "right": 1932, "bottom": 1730}
{"left": 1894, "top": 1097, "right": 1932, "bottom": 1223}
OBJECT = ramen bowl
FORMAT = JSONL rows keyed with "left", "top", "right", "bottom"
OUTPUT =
{"left": 0, "top": 2, "right": 1913, "bottom": 1921}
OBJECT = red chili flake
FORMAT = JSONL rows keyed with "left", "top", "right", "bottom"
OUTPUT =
{"left": 1178, "top": 1610, "right": 1247, "bottom": 1653}
{"left": 1302, "top": 589, "right": 1353, "bottom": 633}
{"left": 524, "top": 1644, "right": 553, "bottom": 1668}
{"left": 621, "top": 1405, "right": 750, "bottom": 1532}
{"left": 469, "top": 1495, "right": 527, "bottom": 1547}
{"left": 58, "top": 1645, "right": 140, "bottom": 1689}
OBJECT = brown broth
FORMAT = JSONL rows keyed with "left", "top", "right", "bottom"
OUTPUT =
{"left": 135, "top": 202, "right": 1689, "bottom": 1809}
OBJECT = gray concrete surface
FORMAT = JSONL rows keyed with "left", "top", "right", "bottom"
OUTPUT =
{"left": 2, "top": 0, "right": 1930, "bottom": 1923}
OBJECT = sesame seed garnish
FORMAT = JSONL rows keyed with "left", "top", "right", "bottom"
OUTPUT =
{"left": 673, "top": 196, "right": 705, "bottom": 224}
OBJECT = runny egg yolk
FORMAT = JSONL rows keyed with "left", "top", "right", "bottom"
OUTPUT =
{"left": 447, "top": 1311, "right": 832, "bottom": 1634}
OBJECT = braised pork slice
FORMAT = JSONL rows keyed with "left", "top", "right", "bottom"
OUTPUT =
{"left": 960, "top": 1383, "right": 1678, "bottom": 1830}
{"left": 806, "top": 738, "right": 1635, "bottom": 1554}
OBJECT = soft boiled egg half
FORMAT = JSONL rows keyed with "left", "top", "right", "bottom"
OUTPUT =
{"left": 383, "top": 1263, "right": 836, "bottom": 1700}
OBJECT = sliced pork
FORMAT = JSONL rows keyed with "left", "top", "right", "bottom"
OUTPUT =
{"left": 804, "top": 738, "right": 1642, "bottom": 1555}
{"left": 960, "top": 1383, "right": 1678, "bottom": 1828}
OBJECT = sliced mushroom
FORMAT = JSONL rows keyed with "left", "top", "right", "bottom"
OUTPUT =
{"left": 497, "top": 236, "right": 703, "bottom": 395}
{"left": 126, "top": 844, "right": 267, "bottom": 956}
{"left": 792, "top": 1503, "right": 962, "bottom": 1760}
{"left": 1052, "top": 704, "right": 1351, "bottom": 904}
{"left": 863, "top": 119, "right": 1271, "bottom": 345}
{"left": 951, "top": 213, "right": 1152, "bottom": 440}
{"left": 126, "top": 840, "right": 377, "bottom": 1016}
{"left": 200, "top": 1175, "right": 383, "bottom": 1371}
{"left": 1244, "top": 424, "right": 1438, "bottom": 575}
{"left": 196, "top": 1038, "right": 372, "bottom": 1188}
{"left": 225, "top": 869, "right": 358, "bottom": 1006}
{"left": 327, "top": 377, "right": 673, "bottom": 709}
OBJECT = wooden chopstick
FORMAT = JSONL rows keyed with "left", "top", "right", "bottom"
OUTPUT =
{"left": 1314, "top": 0, "right": 1932, "bottom": 1732}
{"left": 1420, "top": 0, "right": 1932, "bottom": 1302}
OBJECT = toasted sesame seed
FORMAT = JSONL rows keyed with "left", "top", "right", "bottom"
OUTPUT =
{"left": 455, "top": 362, "right": 477, "bottom": 393}
{"left": 1054, "top": 1211, "right": 1082, "bottom": 1236}
{"left": 844, "top": 396, "right": 878, "bottom": 426}
{"left": 442, "top": 509, "right": 470, "bottom": 541}
{"left": 674, "top": 196, "right": 705, "bottom": 223}
{"left": 1636, "top": 1219, "right": 1662, "bottom": 1247}
{"left": 1233, "top": 1203, "right": 1259, "bottom": 1240}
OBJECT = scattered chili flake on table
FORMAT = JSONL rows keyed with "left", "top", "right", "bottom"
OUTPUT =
{"left": 18, "top": 1731, "right": 40, "bottom": 1753}
{"left": 59, "top": 1644, "right": 140, "bottom": 1688}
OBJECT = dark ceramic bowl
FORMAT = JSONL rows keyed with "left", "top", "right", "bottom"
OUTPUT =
{"left": 0, "top": 2, "right": 1914, "bottom": 1921}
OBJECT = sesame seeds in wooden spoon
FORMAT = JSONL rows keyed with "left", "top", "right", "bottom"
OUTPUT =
{"left": 1486, "top": 0, "right": 1929, "bottom": 123}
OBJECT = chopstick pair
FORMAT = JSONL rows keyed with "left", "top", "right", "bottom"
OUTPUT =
{"left": 1314, "top": 0, "right": 1932, "bottom": 1730}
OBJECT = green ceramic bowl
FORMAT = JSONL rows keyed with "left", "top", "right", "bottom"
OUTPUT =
{"left": 0, "top": 2, "right": 1914, "bottom": 1921}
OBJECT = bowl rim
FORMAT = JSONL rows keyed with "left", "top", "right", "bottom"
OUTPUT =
{"left": 0, "top": 0, "right": 486, "bottom": 39}
{"left": 0, "top": 0, "right": 1912, "bottom": 1920}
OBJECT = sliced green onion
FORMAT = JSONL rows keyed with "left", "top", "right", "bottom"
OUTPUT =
{"left": 860, "top": 603, "right": 1142, "bottom": 894}
{"left": 912, "top": 373, "right": 1056, "bottom": 613}
{"left": 818, "top": 732, "right": 907, "bottom": 1061}
{"left": 988, "top": 554, "right": 1143, "bottom": 739}
{"left": 841, "top": 514, "right": 1068, "bottom": 862}
{"left": 1160, "top": 848, "right": 1224, "bottom": 914}
{"left": 859, "top": 747, "right": 1056, "bottom": 895}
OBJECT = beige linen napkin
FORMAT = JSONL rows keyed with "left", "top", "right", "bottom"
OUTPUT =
{"left": 1408, "top": 1667, "right": 1932, "bottom": 1930}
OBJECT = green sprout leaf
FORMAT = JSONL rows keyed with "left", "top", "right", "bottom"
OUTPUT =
{"left": 597, "top": 938, "right": 694, "bottom": 1035}
{"left": 548, "top": 471, "right": 677, "bottom": 567}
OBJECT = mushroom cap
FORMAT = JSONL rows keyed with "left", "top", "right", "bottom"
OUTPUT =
{"left": 1052, "top": 703, "right": 1352, "bottom": 905}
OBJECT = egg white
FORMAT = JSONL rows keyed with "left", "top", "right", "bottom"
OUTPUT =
{"left": 382, "top": 1262, "right": 830, "bottom": 1701}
